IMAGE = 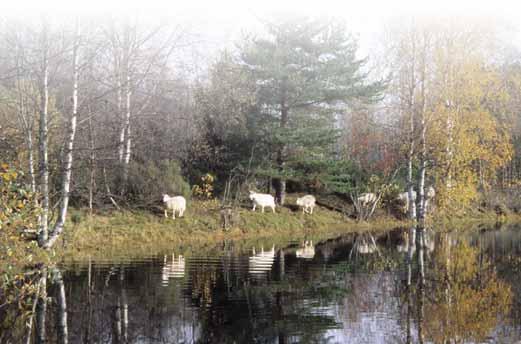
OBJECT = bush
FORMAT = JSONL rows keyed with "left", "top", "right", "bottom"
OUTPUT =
{"left": 125, "top": 160, "right": 190, "bottom": 208}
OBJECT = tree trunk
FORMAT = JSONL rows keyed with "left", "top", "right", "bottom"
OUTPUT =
{"left": 117, "top": 72, "right": 124, "bottom": 162}
{"left": 407, "top": 112, "right": 416, "bottom": 220}
{"left": 120, "top": 52, "right": 132, "bottom": 195}
{"left": 43, "top": 21, "right": 80, "bottom": 249}
{"left": 416, "top": 41, "right": 428, "bottom": 224}
{"left": 38, "top": 25, "right": 49, "bottom": 247}
{"left": 274, "top": 104, "right": 288, "bottom": 205}
{"left": 406, "top": 37, "right": 417, "bottom": 220}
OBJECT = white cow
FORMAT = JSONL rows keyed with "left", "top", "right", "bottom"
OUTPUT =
{"left": 162, "top": 194, "right": 186, "bottom": 219}
{"left": 296, "top": 195, "right": 316, "bottom": 214}
{"left": 357, "top": 192, "right": 377, "bottom": 206}
{"left": 296, "top": 240, "right": 315, "bottom": 259}
{"left": 249, "top": 191, "right": 276, "bottom": 213}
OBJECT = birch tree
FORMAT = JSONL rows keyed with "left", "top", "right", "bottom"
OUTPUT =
{"left": 43, "top": 20, "right": 81, "bottom": 249}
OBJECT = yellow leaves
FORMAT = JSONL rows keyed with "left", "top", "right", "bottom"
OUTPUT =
{"left": 192, "top": 173, "right": 215, "bottom": 200}
{"left": 427, "top": 58, "right": 513, "bottom": 210}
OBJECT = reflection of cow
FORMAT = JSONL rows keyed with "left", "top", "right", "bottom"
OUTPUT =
{"left": 161, "top": 254, "right": 185, "bottom": 286}
{"left": 357, "top": 240, "right": 377, "bottom": 254}
{"left": 296, "top": 241, "right": 315, "bottom": 259}
{"left": 248, "top": 246, "right": 275, "bottom": 275}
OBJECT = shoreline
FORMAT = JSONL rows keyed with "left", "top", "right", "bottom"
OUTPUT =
{"left": 58, "top": 199, "right": 517, "bottom": 263}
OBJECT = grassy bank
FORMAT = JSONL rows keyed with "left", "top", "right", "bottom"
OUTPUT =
{"left": 60, "top": 196, "right": 520, "bottom": 262}
{"left": 61, "top": 198, "right": 405, "bottom": 262}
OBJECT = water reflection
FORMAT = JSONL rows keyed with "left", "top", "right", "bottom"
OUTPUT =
{"left": 162, "top": 254, "right": 186, "bottom": 286}
{"left": 248, "top": 246, "right": 276, "bottom": 276}
{"left": 5, "top": 224, "right": 521, "bottom": 343}
{"left": 296, "top": 241, "right": 315, "bottom": 259}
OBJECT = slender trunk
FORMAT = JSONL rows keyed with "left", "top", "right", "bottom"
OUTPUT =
{"left": 406, "top": 36, "right": 417, "bottom": 220}
{"left": 274, "top": 104, "right": 288, "bottom": 205}
{"left": 88, "top": 113, "right": 95, "bottom": 215}
{"left": 44, "top": 21, "right": 80, "bottom": 249}
{"left": 446, "top": 111, "right": 453, "bottom": 189}
{"left": 123, "top": 72, "right": 131, "bottom": 166}
{"left": 54, "top": 269, "right": 69, "bottom": 344}
{"left": 15, "top": 36, "right": 37, "bottom": 193}
{"left": 120, "top": 54, "right": 131, "bottom": 194}
{"left": 407, "top": 112, "right": 416, "bottom": 220}
{"left": 27, "top": 131, "right": 36, "bottom": 193}
{"left": 38, "top": 26, "right": 49, "bottom": 247}
{"left": 416, "top": 39, "right": 428, "bottom": 224}
{"left": 117, "top": 73, "right": 124, "bottom": 162}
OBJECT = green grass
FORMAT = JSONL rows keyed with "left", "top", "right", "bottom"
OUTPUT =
{"left": 60, "top": 195, "right": 521, "bottom": 263}
{"left": 60, "top": 198, "right": 405, "bottom": 262}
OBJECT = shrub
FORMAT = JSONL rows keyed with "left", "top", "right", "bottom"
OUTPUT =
{"left": 125, "top": 160, "right": 190, "bottom": 208}
{"left": 192, "top": 173, "right": 215, "bottom": 199}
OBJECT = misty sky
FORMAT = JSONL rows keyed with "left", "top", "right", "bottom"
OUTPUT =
{"left": 3, "top": 0, "right": 521, "bottom": 73}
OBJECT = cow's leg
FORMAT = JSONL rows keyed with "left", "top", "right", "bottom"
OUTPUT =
{"left": 310, "top": 206, "right": 313, "bottom": 214}
{"left": 172, "top": 210, "right": 176, "bottom": 219}
{"left": 164, "top": 209, "right": 168, "bottom": 218}
{"left": 180, "top": 209, "right": 184, "bottom": 217}
{"left": 252, "top": 204, "right": 256, "bottom": 211}
{"left": 272, "top": 205, "right": 276, "bottom": 213}
{"left": 261, "top": 206, "right": 265, "bottom": 213}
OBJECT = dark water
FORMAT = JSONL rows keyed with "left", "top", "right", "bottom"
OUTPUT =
{"left": 6, "top": 225, "right": 521, "bottom": 343}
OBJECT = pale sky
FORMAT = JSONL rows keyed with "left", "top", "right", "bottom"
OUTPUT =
{"left": 2, "top": 0, "right": 521, "bottom": 72}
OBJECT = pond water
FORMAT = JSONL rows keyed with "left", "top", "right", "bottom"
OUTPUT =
{"left": 5, "top": 224, "right": 521, "bottom": 343}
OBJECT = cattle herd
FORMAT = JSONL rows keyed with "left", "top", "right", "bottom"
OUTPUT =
{"left": 162, "top": 188, "right": 435, "bottom": 219}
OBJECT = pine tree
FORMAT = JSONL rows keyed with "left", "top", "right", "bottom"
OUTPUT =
{"left": 239, "top": 17, "right": 384, "bottom": 204}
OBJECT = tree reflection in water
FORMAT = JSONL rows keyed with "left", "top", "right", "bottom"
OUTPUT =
{"left": 402, "top": 226, "right": 513, "bottom": 344}
{"left": 2, "top": 225, "right": 520, "bottom": 343}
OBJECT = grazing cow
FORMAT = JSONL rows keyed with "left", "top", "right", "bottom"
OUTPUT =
{"left": 296, "top": 240, "right": 315, "bottom": 259}
{"left": 296, "top": 195, "right": 316, "bottom": 214}
{"left": 249, "top": 191, "right": 276, "bottom": 213}
{"left": 162, "top": 194, "right": 186, "bottom": 219}
{"left": 357, "top": 192, "right": 377, "bottom": 206}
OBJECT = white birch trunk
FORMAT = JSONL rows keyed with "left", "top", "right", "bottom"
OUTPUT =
{"left": 416, "top": 36, "right": 428, "bottom": 224}
{"left": 38, "top": 26, "right": 50, "bottom": 247}
{"left": 121, "top": 56, "right": 132, "bottom": 193}
{"left": 123, "top": 71, "right": 131, "bottom": 166}
{"left": 406, "top": 34, "right": 417, "bottom": 220}
{"left": 44, "top": 21, "right": 80, "bottom": 249}
{"left": 117, "top": 72, "right": 124, "bottom": 162}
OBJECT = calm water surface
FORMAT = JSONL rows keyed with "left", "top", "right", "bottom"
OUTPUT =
{"left": 12, "top": 225, "right": 521, "bottom": 343}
